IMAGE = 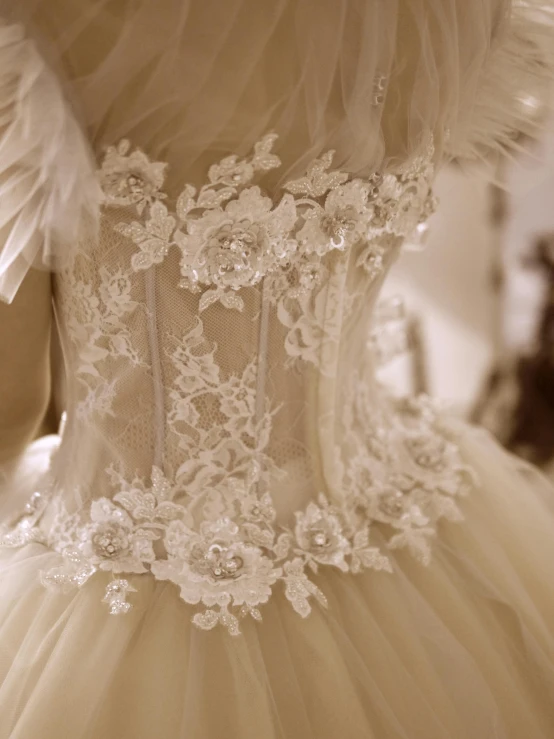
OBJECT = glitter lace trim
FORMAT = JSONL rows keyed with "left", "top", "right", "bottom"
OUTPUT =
{"left": 99, "top": 134, "right": 436, "bottom": 312}
{"left": 2, "top": 396, "right": 475, "bottom": 635}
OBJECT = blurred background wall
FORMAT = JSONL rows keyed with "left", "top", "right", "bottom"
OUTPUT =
{"left": 380, "top": 115, "right": 554, "bottom": 478}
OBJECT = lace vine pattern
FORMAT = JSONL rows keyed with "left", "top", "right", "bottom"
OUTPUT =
{"left": 56, "top": 266, "right": 147, "bottom": 421}
{"left": 59, "top": 133, "right": 437, "bottom": 410}
{"left": 98, "top": 134, "right": 437, "bottom": 313}
{"left": 1, "top": 395, "right": 475, "bottom": 635}
{"left": 92, "top": 134, "right": 437, "bottom": 375}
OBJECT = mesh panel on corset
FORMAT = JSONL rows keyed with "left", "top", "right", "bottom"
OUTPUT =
{"left": 54, "top": 209, "right": 400, "bottom": 524}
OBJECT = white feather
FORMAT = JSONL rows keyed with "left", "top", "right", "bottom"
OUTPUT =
{"left": 0, "top": 20, "right": 101, "bottom": 303}
{"left": 447, "top": 1, "right": 554, "bottom": 162}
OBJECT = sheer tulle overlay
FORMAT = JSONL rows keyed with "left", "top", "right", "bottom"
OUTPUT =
{"left": 1, "top": 425, "right": 553, "bottom": 739}
{"left": 1, "top": 1, "right": 554, "bottom": 737}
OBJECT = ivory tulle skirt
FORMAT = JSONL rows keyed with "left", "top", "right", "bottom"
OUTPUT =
{"left": 1, "top": 424, "right": 554, "bottom": 739}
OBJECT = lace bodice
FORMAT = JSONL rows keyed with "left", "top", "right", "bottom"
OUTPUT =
{"left": 2, "top": 136, "right": 474, "bottom": 634}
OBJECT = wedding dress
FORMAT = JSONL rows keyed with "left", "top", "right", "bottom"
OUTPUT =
{"left": 1, "top": 1, "right": 554, "bottom": 737}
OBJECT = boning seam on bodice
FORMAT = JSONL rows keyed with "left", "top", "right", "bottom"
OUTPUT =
{"left": 145, "top": 268, "right": 165, "bottom": 468}
{"left": 254, "top": 279, "right": 271, "bottom": 494}
{"left": 317, "top": 257, "right": 349, "bottom": 498}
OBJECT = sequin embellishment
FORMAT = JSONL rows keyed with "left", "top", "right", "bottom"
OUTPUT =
{"left": 2, "top": 397, "right": 475, "bottom": 635}
{"left": 99, "top": 134, "right": 436, "bottom": 311}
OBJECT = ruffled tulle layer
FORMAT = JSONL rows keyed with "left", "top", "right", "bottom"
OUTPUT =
{"left": 1, "top": 424, "right": 554, "bottom": 739}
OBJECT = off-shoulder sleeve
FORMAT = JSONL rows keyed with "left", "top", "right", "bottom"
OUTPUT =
{"left": 0, "top": 19, "right": 101, "bottom": 304}
{"left": 447, "top": 1, "right": 554, "bottom": 161}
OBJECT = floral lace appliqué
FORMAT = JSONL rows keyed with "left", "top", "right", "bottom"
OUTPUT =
{"left": 98, "top": 134, "right": 436, "bottom": 314}
{"left": 2, "top": 397, "right": 475, "bottom": 635}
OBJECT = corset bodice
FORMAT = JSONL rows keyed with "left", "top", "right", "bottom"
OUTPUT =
{"left": 2, "top": 136, "right": 473, "bottom": 632}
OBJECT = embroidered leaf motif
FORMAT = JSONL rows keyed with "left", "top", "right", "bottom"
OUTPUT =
{"left": 117, "top": 201, "right": 176, "bottom": 270}
{"left": 176, "top": 185, "right": 198, "bottom": 220}
{"left": 284, "top": 151, "right": 349, "bottom": 197}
